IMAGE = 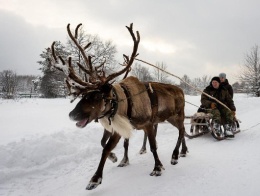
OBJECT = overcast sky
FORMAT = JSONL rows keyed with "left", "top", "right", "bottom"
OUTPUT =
{"left": 1, "top": 0, "right": 260, "bottom": 84}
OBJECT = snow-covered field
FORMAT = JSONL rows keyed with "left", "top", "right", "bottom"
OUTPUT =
{"left": 0, "top": 94, "right": 260, "bottom": 196}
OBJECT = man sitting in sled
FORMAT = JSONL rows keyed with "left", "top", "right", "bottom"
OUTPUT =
{"left": 200, "top": 76, "right": 236, "bottom": 138}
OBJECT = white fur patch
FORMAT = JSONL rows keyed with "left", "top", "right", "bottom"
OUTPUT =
{"left": 99, "top": 114, "right": 134, "bottom": 139}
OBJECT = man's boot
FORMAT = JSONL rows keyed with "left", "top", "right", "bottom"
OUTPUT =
{"left": 212, "top": 121, "right": 221, "bottom": 136}
{"left": 224, "top": 124, "right": 235, "bottom": 138}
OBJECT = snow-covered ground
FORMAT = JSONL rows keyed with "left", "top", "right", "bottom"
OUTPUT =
{"left": 0, "top": 94, "right": 260, "bottom": 196}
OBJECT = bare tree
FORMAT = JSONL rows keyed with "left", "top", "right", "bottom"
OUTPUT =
{"left": 131, "top": 63, "right": 153, "bottom": 82}
{"left": 0, "top": 70, "right": 18, "bottom": 99}
{"left": 153, "top": 62, "right": 170, "bottom": 83}
{"left": 179, "top": 74, "right": 192, "bottom": 95}
{"left": 16, "top": 75, "right": 37, "bottom": 94}
{"left": 66, "top": 24, "right": 118, "bottom": 81}
{"left": 239, "top": 45, "right": 260, "bottom": 97}
{"left": 201, "top": 75, "right": 211, "bottom": 88}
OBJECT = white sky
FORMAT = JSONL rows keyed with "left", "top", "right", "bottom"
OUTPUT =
{"left": 1, "top": 0, "right": 260, "bottom": 84}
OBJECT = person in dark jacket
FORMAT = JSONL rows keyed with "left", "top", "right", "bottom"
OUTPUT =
{"left": 200, "top": 76, "right": 236, "bottom": 138}
{"left": 219, "top": 73, "right": 233, "bottom": 98}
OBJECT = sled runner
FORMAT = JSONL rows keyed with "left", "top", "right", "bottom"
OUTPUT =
{"left": 185, "top": 112, "right": 240, "bottom": 140}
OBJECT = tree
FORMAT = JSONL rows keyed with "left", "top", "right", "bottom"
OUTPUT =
{"left": 179, "top": 74, "right": 192, "bottom": 95}
{"left": 190, "top": 75, "right": 211, "bottom": 95}
{"left": 131, "top": 63, "right": 153, "bottom": 82}
{"left": 37, "top": 41, "right": 69, "bottom": 98}
{"left": 40, "top": 70, "right": 66, "bottom": 98}
{"left": 32, "top": 76, "right": 41, "bottom": 94}
{"left": 239, "top": 45, "right": 260, "bottom": 97}
{"left": 16, "top": 75, "right": 37, "bottom": 94}
{"left": 66, "top": 25, "right": 118, "bottom": 81}
{"left": 37, "top": 26, "right": 118, "bottom": 97}
{"left": 0, "top": 70, "right": 18, "bottom": 99}
{"left": 153, "top": 62, "right": 172, "bottom": 83}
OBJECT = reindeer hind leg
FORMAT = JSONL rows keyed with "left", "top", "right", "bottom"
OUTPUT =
{"left": 167, "top": 114, "right": 187, "bottom": 165}
{"left": 145, "top": 124, "right": 165, "bottom": 176}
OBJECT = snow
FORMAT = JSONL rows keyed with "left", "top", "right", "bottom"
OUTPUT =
{"left": 0, "top": 94, "right": 260, "bottom": 196}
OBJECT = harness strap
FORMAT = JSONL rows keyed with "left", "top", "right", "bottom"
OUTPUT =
{"left": 120, "top": 83, "right": 133, "bottom": 121}
{"left": 144, "top": 83, "right": 158, "bottom": 122}
{"left": 96, "top": 87, "right": 118, "bottom": 125}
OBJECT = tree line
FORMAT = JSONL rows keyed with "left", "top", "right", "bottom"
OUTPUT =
{"left": 0, "top": 25, "right": 259, "bottom": 98}
{"left": 0, "top": 70, "right": 38, "bottom": 99}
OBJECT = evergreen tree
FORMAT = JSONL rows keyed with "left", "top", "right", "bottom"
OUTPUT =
{"left": 37, "top": 41, "right": 69, "bottom": 98}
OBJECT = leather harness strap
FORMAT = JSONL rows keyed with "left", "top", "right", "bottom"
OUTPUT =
{"left": 119, "top": 83, "right": 158, "bottom": 123}
{"left": 96, "top": 87, "right": 118, "bottom": 125}
{"left": 144, "top": 83, "right": 158, "bottom": 123}
{"left": 119, "top": 83, "right": 133, "bottom": 122}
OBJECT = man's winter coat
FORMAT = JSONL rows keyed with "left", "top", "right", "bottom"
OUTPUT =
{"left": 201, "top": 83, "right": 236, "bottom": 112}
{"left": 221, "top": 79, "right": 233, "bottom": 98}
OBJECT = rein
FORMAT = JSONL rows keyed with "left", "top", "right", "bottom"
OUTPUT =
{"left": 135, "top": 58, "right": 232, "bottom": 111}
{"left": 97, "top": 83, "right": 158, "bottom": 124}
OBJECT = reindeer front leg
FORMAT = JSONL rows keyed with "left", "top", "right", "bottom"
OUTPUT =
{"left": 101, "top": 129, "right": 118, "bottom": 163}
{"left": 118, "top": 138, "right": 130, "bottom": 167}
{"left": 145, "top": 124, "right": 165, "bottom": 176}
{"left": 86, "top": 132, "right": 121, "bottom": 190}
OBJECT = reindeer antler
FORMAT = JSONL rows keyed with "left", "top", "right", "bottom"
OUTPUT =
{"left": 104, "top": 23, "right": 140, "bottom": 83}
{"left": 48, "top": 23, "right": 140, "bottom": 100}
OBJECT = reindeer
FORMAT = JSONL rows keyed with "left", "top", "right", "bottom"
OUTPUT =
{"left": 48, "top": 23, "right": 188, "bottom": 190}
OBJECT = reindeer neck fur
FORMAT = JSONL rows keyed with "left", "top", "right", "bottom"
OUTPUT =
{"left": 99, "top": 76, "right": 153, "bottom": 138}
{"left": 99, "top": 82, "right": 134, "bottom": 139}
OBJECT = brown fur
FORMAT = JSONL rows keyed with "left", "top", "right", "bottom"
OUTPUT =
{"left": 69, "top": 76, "right": 188, "bottom": 190}
{"left": 50, "top": 23, "right": 187, "bottom": 190}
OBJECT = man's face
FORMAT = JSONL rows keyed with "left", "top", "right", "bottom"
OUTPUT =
{"left": 212, "top": 80, "right": 220, "bottom": 89}
{"left": 220, "top": 77, "right": 225, "bottom": 83}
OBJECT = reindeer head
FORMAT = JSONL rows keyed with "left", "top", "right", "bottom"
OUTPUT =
{"left": 48, "top": 23, "right": 140, "bottom": 127}
{"left": 69, "top": 83, "right": 114, "bottom": 128}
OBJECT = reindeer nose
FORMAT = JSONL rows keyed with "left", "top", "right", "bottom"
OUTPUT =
{"left": 69, "top": 111, "right": 75, "bottom": 120}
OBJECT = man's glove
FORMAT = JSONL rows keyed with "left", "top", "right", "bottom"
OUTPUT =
{"left": 211, "top": 103, "right": 217, "bottom": 109}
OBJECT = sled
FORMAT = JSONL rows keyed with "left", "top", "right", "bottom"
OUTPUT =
{"left": 185, "top": 112, "right": 240, "bottom": 140}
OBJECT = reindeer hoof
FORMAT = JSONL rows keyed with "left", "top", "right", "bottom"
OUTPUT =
{"left": 171, "top": 158, "right": 178, "bottom": 165}
{"left": 150, "top": 165, "right": 165, "bottom": 176}
{"left": 150, "top": 170, "right": 162, "bottom": 176}
{"left": 180, "top": 149, "right": 189, "bottom": 157}
{"left": 180, "top": 152, "right": 187, "bottom": 157}
{"left": 86, "top": 177, "right": 102, "bottom": 190}
{"left": 118, "top": 159, "right": 129, "bottom": 167}
{"left": 108, "top": 152, "right": 117, "bottom": 163}
{"left": 139, "top": 148, "right": 147, "bottom": 154}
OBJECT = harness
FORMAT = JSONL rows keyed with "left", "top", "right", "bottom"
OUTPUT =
{"left": 119, "top": 83, "right": 159, "bottom": 123}
{"left": 120, "top": 83, "right": 133, "bottom": 122}
{"left": 96, "top": 87, "right": 119, "bottom": 125}
{"left": 97, "top": 83, "right": 159, "bottom": 125}
{"left": 144, "top": 83, "right": 158, "bottom": 122}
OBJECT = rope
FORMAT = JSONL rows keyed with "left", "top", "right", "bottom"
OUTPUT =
{"left": 135, "top": 58, "right": 232, "bottom": 111}
{"left": 185, "top": 100, "right": 199, "bottom": 108}
{"left": 241, "top": 123, "right": 260, "bottom": 132}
